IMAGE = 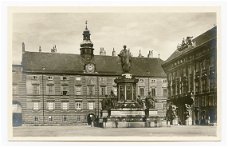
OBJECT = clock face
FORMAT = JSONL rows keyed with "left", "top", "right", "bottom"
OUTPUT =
{"left": 85, "top": 63, "right": 95, "bottom": 73}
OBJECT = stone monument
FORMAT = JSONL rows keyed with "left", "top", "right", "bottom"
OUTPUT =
{"left": 101, "top": 45, "right": 159, "bottom": 128}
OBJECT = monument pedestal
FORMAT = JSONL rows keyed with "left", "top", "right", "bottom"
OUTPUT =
{"left": 101, "top": 70, "right": 161, "bottom": 128}
{"left": 172, "top": 118, "right": 179, "bottom": 125}
{"left": 185, "top": 117, "right": 192, "bottom": 125}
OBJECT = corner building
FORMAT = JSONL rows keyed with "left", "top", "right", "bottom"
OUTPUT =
{"left": 162, "top": 27, "right": 217, "bottom": 125}
{"left": 12, "top": 24, "right": 168, "bottom": 126}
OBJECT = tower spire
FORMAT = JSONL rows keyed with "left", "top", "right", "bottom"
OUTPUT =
{"left": 85, "top": 20, "right": 88, "bottom": 30}
{"left": 80, "top": 21, "right": 94, "bottom": 60}
{"left": 22, "top": 42, "right": 25, "bottom": 54}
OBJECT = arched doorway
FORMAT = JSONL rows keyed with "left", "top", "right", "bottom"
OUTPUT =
{"left": 12, "top": 101, "right": 22, "bottom": 127}
{"left": 87, "top": 113, "right": 95, "bottom": 125}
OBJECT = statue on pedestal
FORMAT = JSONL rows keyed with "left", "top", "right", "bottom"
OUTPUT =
{"left": 118, "top": 45, "right": 132, "bottom": 73}
{"left": 184, "top": 104, "right": 191, "bottom": 118}
{"left": 166, "top": 105, "right": 177, "bottom": 121}
{"left": 186, "top": 36, "right": 193, "bottom": 46}
{"left": 145, "top": 92, "right": 155, "bottom": 109}
{"left": 135, "top": 96, "right": 144, "bottom": 109}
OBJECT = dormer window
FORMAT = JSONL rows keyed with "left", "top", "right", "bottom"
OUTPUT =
{"left": 48, "top": 76, "right": 53, "bottom": 81}
{"left": 32, "top": 76, "right": 38, "bottom": 80}
{"left": 151, "top": 79, "right": 156, "bottom": 83}
{"left": 61, "top": 76, "right": 68, "bottom": 81}
{"left": 139, "top": 79, "right": 144, "bottom": 83}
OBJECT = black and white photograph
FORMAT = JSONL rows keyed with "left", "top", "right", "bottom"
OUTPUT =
{"left": 8, "top": 6, "right": 220, "bottom": 141}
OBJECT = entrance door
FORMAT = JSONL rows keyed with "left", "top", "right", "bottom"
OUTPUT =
{"left": 87, "top": 113, "right": 95, "bottom": 125}
{"left": 12, "top": 102, "right": 22, "bottom": 127}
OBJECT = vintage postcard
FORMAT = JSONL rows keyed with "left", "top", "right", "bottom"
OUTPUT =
{"left": 8, "top": 6, "right": 220, "bottom": 141}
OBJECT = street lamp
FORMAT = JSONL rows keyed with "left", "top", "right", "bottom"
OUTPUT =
{"left": 96, "top": 75, "right": 100, "bottom": 120}
{"left": 42, "top": 67, "right": 45, "bottom": 125}
{"left": 147, "top": 71, "right": 150, "bottom": 94}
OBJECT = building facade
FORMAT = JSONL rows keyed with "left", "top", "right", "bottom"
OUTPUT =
{"left": 12, "top": 24, "right": 168, "bottom": 126}
{"left": 162, "top": 26, "right": 217, "bottom": 125}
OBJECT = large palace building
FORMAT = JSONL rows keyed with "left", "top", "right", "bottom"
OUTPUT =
{"left": 162, "top": 26, "right": 217, "bottom": 125}
{"left": 12, "top": 23, "right": 168, "bottom": 126}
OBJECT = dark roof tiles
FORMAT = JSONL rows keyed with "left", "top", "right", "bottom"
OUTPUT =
{"left": 22, "top": 52, "right": 166, "bottom": 77}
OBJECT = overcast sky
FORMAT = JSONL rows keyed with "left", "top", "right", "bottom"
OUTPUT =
{"left": 12, "top": 12, "right": 216, "bottom": 64}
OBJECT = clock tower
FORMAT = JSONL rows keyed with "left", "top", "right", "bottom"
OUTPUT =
{"left": 80, "top": 21, "right": 94, "bottom": 61}
{"left": 80, "top": 21, "right": 95, "bottom": 73}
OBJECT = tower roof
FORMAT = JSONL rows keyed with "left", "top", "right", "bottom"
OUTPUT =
{"left": 80, "top": 21, "right": 93, "bottom": 48}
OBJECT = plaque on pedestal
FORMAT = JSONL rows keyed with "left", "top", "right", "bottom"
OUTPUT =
{"left": 111, "top": 109, "right": 145, "bottom": 117}
{"left": 149, "top": 110, "right": 158, "bottom": 116}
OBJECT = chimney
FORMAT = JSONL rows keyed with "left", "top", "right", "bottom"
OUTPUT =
{"left": 138, "top": 49, "right": 143, "bottom": 57}
{"left": 39, "top": 46, "right": 42, "bottom": 52}
{"left": 158, "top": 53, "right": 160, "bottom": 59}
{"left": 22, "top": 42, "right": 25, "bottom": 54}
{"left": 51, "top": 45, "right": 57, "bottom": 53}
{"left": 147, "top": 50, "right": 153, "bottom": 58}
{"left": 100, "top": 47, "right": 106, "bottom": 55}
{"left": 112, "top": 48, "right": 116, "bottom": 56}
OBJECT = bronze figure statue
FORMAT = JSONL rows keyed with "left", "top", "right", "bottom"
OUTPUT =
{"left": 118, "top": 45, "right": 132, "bottom": 73}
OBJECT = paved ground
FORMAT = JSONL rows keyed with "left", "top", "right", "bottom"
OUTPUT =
{"left": 13, "top": 125, "right": 217, "bottom": 137}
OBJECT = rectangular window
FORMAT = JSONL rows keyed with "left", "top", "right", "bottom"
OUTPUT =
{"left": 13, "top": 85, "right": 17, "bottom": 95}
{"left": 87, "top": 85, "right": 94, "bottom": 95}
{"left": 48, "top": 116, "right": 52, "bottom": 121}
{"left": 88, "top": 102, "right": 94, "bottom": 110}
{"left": 75, "top": 86, "right": 81, "bottom": 95}
{"left": 62, "top": 86, "right": 68, "bottom": 95}
{"left": 76, "top": 115, "right": 80, "bottom": 122}
{"left": 47, "top": 102, "right": 55, "bottom": 110}
{"left": 139, "top": 87, "right": 144, "bottom": 96}
{"left": 62, "top": 102, "right": 68, "bottom": 110}
{"left": 202, "top": 79, "right": 207, "bottom": 92}
{"left": 33, "top": 85, "right": 40, "bottom": 95}
{"left": 75, "top": 102, "right": 82, "bottom": 110}
{"left": 163, "top": 88, "right": 168, "bottom": 97}
{"left": 47, "top": 85, "right": 54, "bottom": 95}
{"left": 34, "top": 116, "right": 38, "bottom": 121}
{"left": 63, "top": 115, "right": 67, "bottom": 121}
{"left": 33, "top": 102, "right": 39, "bottom": 110}
{"left": 151, "top": 88, "right": 156, "bottom": 96}
{"left": 196, "top": 62, "right": 200, "bottom": 72}
{"left": 195, "top": 82, "right": 199, "bottom": 93}
{"left": 113, "top": 86, "right": 117, "bottom": 96}
{"left": 100, "top": 86, "right": 106, "bottom": 96}
{"left": 100, "top": 77, "right": 106, "bottom": 84}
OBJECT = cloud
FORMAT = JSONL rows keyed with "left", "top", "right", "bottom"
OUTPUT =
{"left": 12, "top": 12, "right": 216, "bottom": 64}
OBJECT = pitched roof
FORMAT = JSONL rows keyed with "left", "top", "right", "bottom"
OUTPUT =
{"left": 164, "top": 26, "right": 217, "bottom": 64}
{"left": 22, "top": 52, "right": 167, "bottom": 77}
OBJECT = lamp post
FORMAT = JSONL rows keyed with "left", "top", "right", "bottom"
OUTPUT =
{"left": 42, "top": 67, "right": 45, "bottom": 125}
{"left": 147, "top": 71, "right": 150, "bottom": 94}
{"left": 97, "top": 75, "right": 100, "bottom": 120}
